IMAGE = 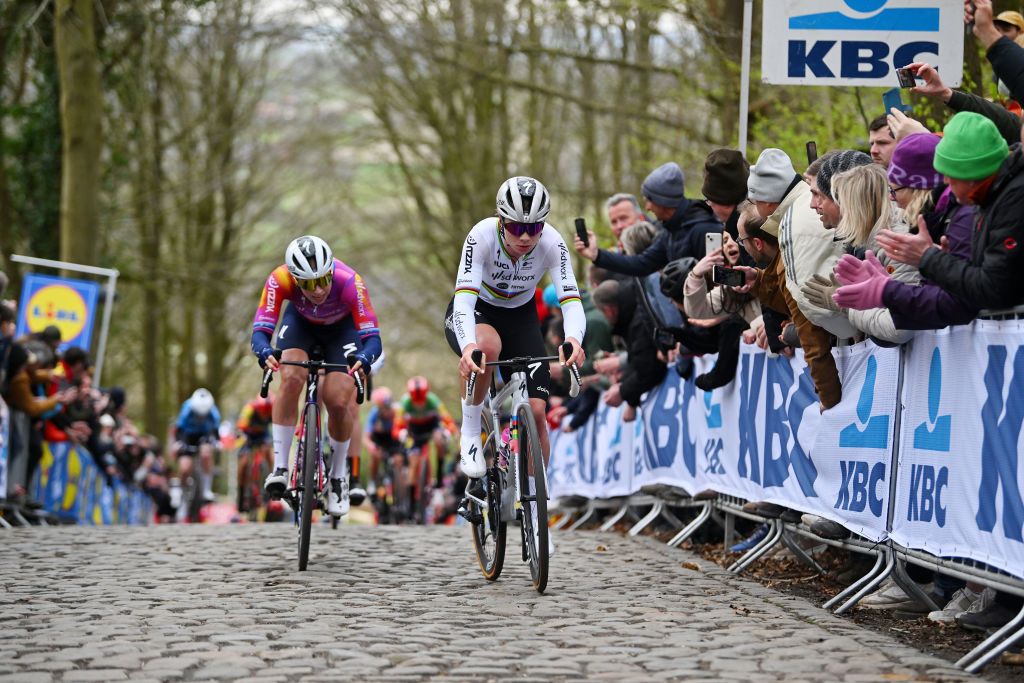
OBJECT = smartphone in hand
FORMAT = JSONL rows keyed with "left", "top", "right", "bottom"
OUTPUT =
{"left": 806, "top": 141, "right": 818, "bottom": 165}
{"left": 712, "top": 265, "right": 746, "bottom": 288}
{"left": 705, "top": 231, "right": 723, "bottom": 256}
{"left": 574, "top": 217, "right": 589, "bottom": 247}
{"left": 896, "top": 67, "right": 917, "bottom": 88}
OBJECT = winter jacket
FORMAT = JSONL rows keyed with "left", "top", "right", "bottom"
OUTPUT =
{"left": 882, "top": 189, "right": 978, "bottom": 329}
{"left": 580, "top": 291, "right": 614, "bottom": 376}
{"left": 948, "top": 89, "right": 1021, "bottom": 147}
{"left": 594, "top": 199, "right": 721, "bottom": 276}
{"left": 919, "top": 145, "right": 1024, "bottom": 311}
{"left": 987, "top": 37, "right": 1024, "bottom": 111}
{"left": 613, "top": 280, "right": 668, "bottom": 407}
{"left": 771, "top": 181, "right": 860, "bottom": 339}
{"left": 751, "top": 250, "right": 841, "bottom": 408}
{"left": 682, "top": 271, "right": 761, "bottom": 324}
{"left": 3, "top": 370, "right": 59, "bottom": 418}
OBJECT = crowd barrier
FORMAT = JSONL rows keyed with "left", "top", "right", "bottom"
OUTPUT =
{"left": 0, "top": 398, "right": 9, "bottom": 500}
{"left": 548, "top": 318, "right": 1024, "bottom": 671}
{"left": 28, "top": 441, "right": 152, "bottom": 525}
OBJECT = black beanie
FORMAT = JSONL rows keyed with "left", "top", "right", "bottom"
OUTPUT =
{"left": 816, "top": 150, "right": 872, "bottom": 201}
{"left": 702, "top": 149, "right": 750, "bottom": 205}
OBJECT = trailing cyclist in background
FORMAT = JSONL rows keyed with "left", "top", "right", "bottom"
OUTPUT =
{"left": 395, "top": 376, "right": 458, "bottom": 483}
{"left": 251, "top": 235, "right": 380, "bottom": 518}
{"left": 445, "top": 176, "right": 586, "bottom": 556}
{"left": 235, "top": 394, "right": 274, "bottom": 516}
{"left": 172, "top": 388, "right": 221, "bottom": 509}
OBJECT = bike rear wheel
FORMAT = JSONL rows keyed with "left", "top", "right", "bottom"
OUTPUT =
{"left": 470, "top": 409, "right": 505, "bottom": 581}
{"left": 297, "top": 403, "right": 319, "bottom": 571}
{"left": 516, "top": 404, "right": 548, "bottom": 594}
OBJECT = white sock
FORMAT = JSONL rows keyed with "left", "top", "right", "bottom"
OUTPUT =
{"left": 461, "top": 399, "right": 483, "bottom": 437}
{"left": 329, "top": 438, "right": 350, "bottom": 480}
{"left": 272, "top": 423, "right": 294, "bottom": 471}
{"left": 201, "top": 470, "right": 213, "bottom": 493}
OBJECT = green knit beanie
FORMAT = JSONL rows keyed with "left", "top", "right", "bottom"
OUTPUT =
{"left": 933, "top": 112, "right": 1009, "bottom": 181}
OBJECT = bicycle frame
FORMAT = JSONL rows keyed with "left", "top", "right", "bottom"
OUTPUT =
{"left": 479, "top": 371, "right": 535, "bottom": 525}
{"left": 285, "top": 363, "right": 328, "bottom": 517}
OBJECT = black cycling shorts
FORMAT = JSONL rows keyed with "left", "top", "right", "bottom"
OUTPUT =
{"left": 175, "top": 433, "right": 218, "bottom": 457}
{"left": 277, "top": 305, "right": 362, "bottom": 373}
{"left": 444, "top": 297, "right": 551, "bottom": 401}
{"left": 408, "top": 418, "right": 441, "bottom": 447}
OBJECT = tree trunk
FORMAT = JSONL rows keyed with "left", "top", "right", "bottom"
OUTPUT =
{"left": 55, "top": 0, "right": 101, "bottom": 267}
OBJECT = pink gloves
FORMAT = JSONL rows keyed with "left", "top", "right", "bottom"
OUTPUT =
{"left": 832, "top": 250, "right": 892, "bottom": 311}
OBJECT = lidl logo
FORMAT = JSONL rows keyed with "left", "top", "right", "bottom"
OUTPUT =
{"left": 26, "top": 285, "right": 87, "bottom": 340}
{"left": 16, "top": 273, "right": 101, "bottom": 351}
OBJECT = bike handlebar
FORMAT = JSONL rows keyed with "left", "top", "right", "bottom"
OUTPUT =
{"left": 464, "top": 342, "right": 581, "bottom": 398}
{"left": 258, "top": 350, "right": 366, "bottom": 404}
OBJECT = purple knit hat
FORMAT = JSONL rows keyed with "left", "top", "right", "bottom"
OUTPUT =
{"left": 887, "top": 133, "right": 945, "bottom": 189}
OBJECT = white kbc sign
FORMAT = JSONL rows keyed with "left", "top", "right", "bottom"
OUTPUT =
{"left": 762, "top": 0, "right": 964, "bottom": 87}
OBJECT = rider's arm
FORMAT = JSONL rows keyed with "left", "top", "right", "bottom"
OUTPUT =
{"left": 237, "top": 404, "right": 253, "bottom": 432}
{"left": 343, "top": 273, "right": 383, "bottom": 365}
{"left": 251, "top": 267, "right": 291, "bottom": 364}
{"left": 451, "top": 224, "right": 489, "bottom": 350}
{"left": 546, "top": 237, "right": 587, "bottom": 345}
{"left": 435, "top": 399, "right": 458, "bottom": 434}
{"left": 391, "top": 402, "right": 408, "bottom": 440}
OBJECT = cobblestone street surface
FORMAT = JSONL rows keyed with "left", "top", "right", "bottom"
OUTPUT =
{"left": 0, "top": 524, "right": 986, "bottom": 682}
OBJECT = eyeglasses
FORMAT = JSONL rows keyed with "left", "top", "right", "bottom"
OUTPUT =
{"left": 295, "top": 272, "right": 333, "bottom": 292}
{"left": 889, "top": 186, "right": 906, "bottom": 199}
{"left": 736, "top": 236, "right": 751, "bottom": 245}
{"left": 502, "top": 219, "right": 545, "bottom": 237}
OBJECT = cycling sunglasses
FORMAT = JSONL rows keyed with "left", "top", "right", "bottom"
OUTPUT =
{"left": 295, "top": 272, "right": 333, "bottom": 292}
{"left": 502, "top": 219, "right": 545, "bottom": 237}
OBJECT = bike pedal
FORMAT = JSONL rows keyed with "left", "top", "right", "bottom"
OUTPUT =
{"left": 457, "top": 500, "right": 483, "bottom": 525}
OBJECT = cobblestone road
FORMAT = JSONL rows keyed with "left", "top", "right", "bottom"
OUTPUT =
{"left": 0, "top": 523, "right": 985, "bottom": 682}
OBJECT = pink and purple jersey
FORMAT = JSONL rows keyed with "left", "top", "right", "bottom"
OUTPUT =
{"left": 252, "top": 259, "right": 380, "bottom": 341}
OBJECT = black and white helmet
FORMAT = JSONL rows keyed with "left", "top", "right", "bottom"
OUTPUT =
{"left": 496, "top": 176, "right": 551, "bottom": 223}
{"left": 285, "top": 235, "right": 334, "bottom": 280}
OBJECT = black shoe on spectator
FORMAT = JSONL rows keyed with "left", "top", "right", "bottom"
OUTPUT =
{"left": 956, "top": 601, "right": 1018, "bottom": 633}
{"left": 741, "top": 501, "right": 786, "bottom": 518}
{"left": 674, "top": 356, "right": 694, "bottom": 379}
{"left": 810, "top": 517, "right": 850, "bottom": 540}
{"left": 693, "top": 489, "right": 718, "bottom": 501}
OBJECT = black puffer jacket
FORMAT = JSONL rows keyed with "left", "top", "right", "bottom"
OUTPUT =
{"left": 595, "top": 199, "right": 720, "bottom": 276}
{"left": 919, "top": 145, "right": 1024, "bottom": 311}
{"left": 613, "top": 280, "right": 668, "bottom": 407}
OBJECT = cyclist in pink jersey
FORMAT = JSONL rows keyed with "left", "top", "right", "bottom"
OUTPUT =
{"left": 251, "top": 235, "right": 381, "bottom": 517}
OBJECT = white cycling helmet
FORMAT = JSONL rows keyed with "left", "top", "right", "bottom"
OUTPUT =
{"left": 190, "top": 388, "right": 214, "bottom": 417}
{"left": 285, "top": 235, "right": 334, "bottom": 280}
{"left": 496, "top": 176, "right": 551, "bottom": 223}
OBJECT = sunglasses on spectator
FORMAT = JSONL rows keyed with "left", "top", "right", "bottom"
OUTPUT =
{"left": 502, "top": 219, "right": 545, "bottom": 237}
{"left": 295, "top": 273, "right": 333, "bottom": 292}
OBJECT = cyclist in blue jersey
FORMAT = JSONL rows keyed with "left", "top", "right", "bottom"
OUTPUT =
{"left": 172, "top": 388, "right": 221, "bottom": 502}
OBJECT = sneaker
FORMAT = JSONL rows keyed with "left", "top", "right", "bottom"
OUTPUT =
{"left": 327, "top": 478, "right": 349, "bottom": 517}
{"left": 928, "top": 587, "right": 984, "bottom": 624}
{"left": 459, "top": 433, "right": 486, "bottom": 478}
{"left": 956, "top": 599, "right": 1018, "bottom": 633}
{"left": 264, "top": 468, "right": 288, "bottom": 497}
{"left": 860, "top": 579, "right": 933, "bottom": 611}
{"left": 201, "top": 489, "right": 216, "bottom": 503}
{"left": 728, "top": 523, "right": 769, "bottom": 553}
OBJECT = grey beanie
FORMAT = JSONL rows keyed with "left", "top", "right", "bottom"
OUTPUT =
{"left": 747, "top": 149, "right": 797, "bottom": 203}
{"left": 641, "top": 162, "right": 685, "bottom": 208}
{"left": 816, "top": 150, "right": 872, "bottom": 201}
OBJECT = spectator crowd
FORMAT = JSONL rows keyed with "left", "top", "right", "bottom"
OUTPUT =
{"left": 0, "top": 278, "right": 176, "bottom": 523}
{"left": 537, "top": 0, "right": 1024, "bottom": 642}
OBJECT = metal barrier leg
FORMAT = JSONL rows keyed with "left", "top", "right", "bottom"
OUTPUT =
{"left": 891, "top": 558, "right": 940, "bottom": 612}
{"left": 567, "top": 501, "right": 596, "bottom": 531}
{"left": 729, "top": 520, "right": 783, "bottom": 574}
{"left": 667, "top": 503, "right": 712, "bottom": 548}
{"left": 599, "top": 501, "right": 631, "bottom": 532}
{"left": 723, "top": 510, "right": 735, "bottom": 547}
{"left": 0, "top": 513, "right": 13, "bottom": 529}
{"left": 659, "top": 504, "right": 685, "bottom": 530}
{"left": 957, "top": 604, "right": 1024, "bottom": 672}
{"left": 10, "top": 508, "right": 30, "bottom": 527}
{"left": 627, "top": 500, "right": 663, "bottom": 536}
{"left": 780, "top": 531, "right": 824, "bottom": 574}
{"left": 823, "top": 550, "right": 885, "bottom": 610}
{"left": 835, "top": 548, "right": 894, "bottom": 615}
{"left": 551, "top": 508, "right": 575, "bottom": 531}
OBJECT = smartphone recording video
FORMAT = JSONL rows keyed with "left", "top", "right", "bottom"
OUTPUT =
{"left": 712, "top": 265, "right": 745, "bottom": 288}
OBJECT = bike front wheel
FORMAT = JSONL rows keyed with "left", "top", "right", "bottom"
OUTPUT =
{"left": 516, "top": 404, "right": 548, "bottom": 594}
{"left": 470, "top": 409, "right": 505, "bottom": 580}
{"left": 298, "top": 403, "right": 319, "bottom": 571}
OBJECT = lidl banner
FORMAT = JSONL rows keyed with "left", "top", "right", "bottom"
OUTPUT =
{"left": 762, "top": 0, "right": 964, "bottom": 87}
{"left": 892, "top": 322, "right": 1024, "bottom": 578}
{"left": 32, "top": 441, "right": 151, "bottom": 525}
{"left": 15, "top": 273, "right": 101, "bottom": 352}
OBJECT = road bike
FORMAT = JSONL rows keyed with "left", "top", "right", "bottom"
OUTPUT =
{"left": 260, "top": 350, "right": 365, "bottom": 571}
{"left": 460, "top": 342, "right": 579, "bottom": 594}
{"left": 237, "top": 439, "right": 272, "bottom": 522}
